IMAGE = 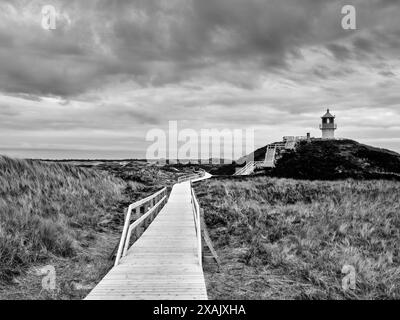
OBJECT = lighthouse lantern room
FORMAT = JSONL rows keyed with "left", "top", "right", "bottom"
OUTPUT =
{"left": 320, "top": 109, "right": 337, "bottom": 139}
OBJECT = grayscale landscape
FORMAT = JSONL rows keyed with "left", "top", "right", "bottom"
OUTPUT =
{"left": 0, "top": 0, "right": 399, "bottom": 301}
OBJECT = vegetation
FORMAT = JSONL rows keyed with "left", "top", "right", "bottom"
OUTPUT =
{"left": 271, "top": 139, "right": 400, "bottom": 180}
{"left": 0, "top": 156, "right": 179, "bottom": 299}
{"left": 235, "top": 139, "right": 400, "bottom": 180}
{"left": 194, "top": 176, "right": 400, "bottom": 299}
{"left": 2, "top": 149, "right": 399, "bottom": 300}
{"left": 0, "top": 156, "right": 131, "bottom": 298}
{"left": 94, "top": 161, "right": 180, "bottom": 187}
{"left": 166, "top": 162, "right": 237, "bottom": 176}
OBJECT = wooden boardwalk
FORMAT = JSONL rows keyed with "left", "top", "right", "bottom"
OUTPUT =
{"left": 85, "top": 180, "right": 208, "bottom": 300}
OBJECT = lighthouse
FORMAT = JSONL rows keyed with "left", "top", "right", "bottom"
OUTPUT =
{"left": 320, "top": 109, "right": 337, "bottom": 139}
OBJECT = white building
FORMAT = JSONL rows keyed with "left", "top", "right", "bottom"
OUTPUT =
{"left": 320, "top": 109, "right": 337, "bottom": 139}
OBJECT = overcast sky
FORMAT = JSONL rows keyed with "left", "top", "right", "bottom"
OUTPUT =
{"left": 0, "top": 0, "right": 399, "bottom": 159}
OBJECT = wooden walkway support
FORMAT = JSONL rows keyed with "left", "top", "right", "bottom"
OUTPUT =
{"left": 85, "top": 173, "right": 210, "bottom": 300}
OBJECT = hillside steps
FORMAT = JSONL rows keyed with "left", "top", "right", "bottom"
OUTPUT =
{"left": 263, "top": 146, "right": 276, "bottom": 167}
{"left": 234, "top": 136, "right": 308, "bottom": 175}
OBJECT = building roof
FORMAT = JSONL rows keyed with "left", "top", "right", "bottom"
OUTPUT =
{"left": 322, "top": 108, "right": 335, "bottom": 118}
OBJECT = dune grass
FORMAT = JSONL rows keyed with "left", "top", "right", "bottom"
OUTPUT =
{"left": 194, "top": 177, "right": 400, "bottom": 299}
{"left": 0, "top": 155, "right": 129, "bottom": 286}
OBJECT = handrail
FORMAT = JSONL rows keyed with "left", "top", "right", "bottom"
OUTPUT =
{"left": 234, "top": 160, "right": 266, "bottom": 175}
{"left": 234, "top": 161, "right": 255, "bottom": 175}
{"left": 190, "top": 182, "right": 202, "bottom": 267}
{"left": 234, "top": 162, "right": 252, "bottom": 175}
{"left": 114, "top": 187, "right": 168, "bottom": 266}
{"left": 122, "top": 195, "right": 167, "bottom": 257}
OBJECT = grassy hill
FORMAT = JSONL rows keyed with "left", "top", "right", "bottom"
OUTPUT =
{"left": 245, "top": 139, "right": 400, "bottom": 180}
{"left": 0, "top": 156, "right": 132, "bottom": 298}
{"left": 194, "top": 177, "right": 400, "bottom": 299}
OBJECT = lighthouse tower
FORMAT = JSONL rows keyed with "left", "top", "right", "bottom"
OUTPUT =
{"left": 320, "top": 109, "right": 337, "bottom": 139}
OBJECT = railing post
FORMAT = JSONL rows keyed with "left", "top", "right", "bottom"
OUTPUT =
{"left": 190, "top": 186, "right": 203, "bottom": 268}
{"left": 143, "top": 202, "right": 149, "bottom": 227}
{"left": 133, "top": 206, "right": 141, "bottom": 240}
{"left": 135, "top": 205, "right": 143, "bottom": 238}
{"left": 200, "top": 208, "right": 205, "bottom": 262}
{"left": 114, "top": 205, "right": 133, "bottom": 266}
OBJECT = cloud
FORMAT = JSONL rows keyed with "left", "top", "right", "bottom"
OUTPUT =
{"left": 0, "top": 0, "right": 400, "bottom": 157}
{"left": 353, "top": 36, "right": 375, "bottom": 53}
{"left": 326, "top": 43, "right": 352, "bottom": 60}
{"left": 0, "top": 0, "right": 349, "bottom": 96}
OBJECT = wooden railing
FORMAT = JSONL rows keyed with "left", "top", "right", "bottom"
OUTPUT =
{"left": 114, "top": 187, "right": 168, "bottom": 266}
{"left": 234, "top": 161, "right": 255, "bottom": 175}
{"left": 190, "top": 182, "right": 202, "bottom": 268}
{"left": 234, "top": 160, "right": 269, "bottom": 175}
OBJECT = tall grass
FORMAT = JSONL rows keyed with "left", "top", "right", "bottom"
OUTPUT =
{"left": 0, "top": 156, "right": 126, "bottom": 283}
{"left": 195, "top": 177, "right": 400, "bottom": 299}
